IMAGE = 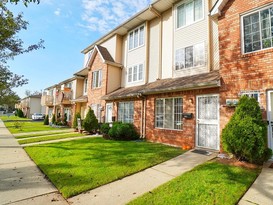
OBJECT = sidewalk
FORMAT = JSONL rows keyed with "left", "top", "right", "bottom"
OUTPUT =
{"left": 0, "top": 120, "right": 68, "bottom": 205}
{"left": 68, "top": 151, "right": 216, "bottom": 205}
{"left": 239, "top": 160, "right": 273, "bottom": 205}
{"left": 13, "top": 129, "right": 74, "bottom": 137}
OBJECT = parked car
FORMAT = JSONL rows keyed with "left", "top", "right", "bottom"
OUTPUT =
{"left": 32, "top": 113, "right": 45, "bottom": 120}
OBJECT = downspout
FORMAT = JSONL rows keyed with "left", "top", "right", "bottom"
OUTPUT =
{"left": 143, "top": 96, "right": 147, "bottom": 138}
{"left": 207, "top": 0, "right": 212, "bottom": 71}
{"left": 145, "top": 20, "right": 150, "bottom": 84}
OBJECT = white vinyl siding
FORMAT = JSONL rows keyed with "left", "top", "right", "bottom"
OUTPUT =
{"left": 242, "top": 4, "right": 273, "bottom": 53}
{"left": 128, "top": 25, "right": 145, "bottom": 51}
{"left": 127, "top": 64, "right": 144, "bottom": 83}
{"left": 118, "top": 102, "right": 134, "bottom": 123}
{"left": 175, "top": 43, "right": 205, "bottom": 70}
{"left": 155, "top": 98, "right": 183, "bottom": 130}
{"left": 92, "top": 70, "right": 102, "bottom": 89}
{"left": 176, "top": 0, "right": 204, "bottom": 29}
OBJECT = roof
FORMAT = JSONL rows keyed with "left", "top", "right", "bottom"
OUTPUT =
{"left": 82, "top": 0, "right": 179, "bottom": 54}
{"left": 210, "top": 0, "right": 229, "bottom": 17}
{"left": 71, "top": 95, "right": 88, "bottom": 103}
{"left": 102, "top": 71, "right": 221, "bottom": 100}
{"left": 87, "top": 45, "right": 123, "bottom": 68}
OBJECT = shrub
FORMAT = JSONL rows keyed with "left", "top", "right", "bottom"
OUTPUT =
{"left": 17, "top": 109, "right": 24, "bottom": 118}
{"left": 44, "top": 115, "right": 49, "bottom": 125}
{"left": 13, "top": 121, "right": 24, "bottom": 130}
{"left": 63, "top": 113, "right": 67, "bottom": 126}
{"left": 222, "top": 96, "right": 272, "bottom": 164}
{"left": 83, "top": 108, "right": 99, "bottom": 133}
{"left": 73, "top": 112, "right": 81, "bottom": 129}
{"left": 100, "top": 123, "right": 111, "bottom": 134}
{"left": 52, "top": 114, "right": 56, "bottom": 125}
{"left": 109, "top": 122, "right": 139, "bottom": 141}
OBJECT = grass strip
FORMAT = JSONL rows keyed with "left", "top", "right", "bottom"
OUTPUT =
{"left": 18, "top": 133, "right": 85, "bottom": 144}
{"left": 25, "top": 138, "right": 185, "bottom": 198}
{"left": 128, "top": 161, "right": 260, "bottom": 205}
{"left": 4, "top": 121, "right": 70, "bottom": 134}
{"left": 15, "top": 130, "right": 73, "bottom": 139}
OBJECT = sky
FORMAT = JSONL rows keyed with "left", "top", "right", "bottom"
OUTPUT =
{"left": 7, "top": 0, "right": 152, "bottom": 98}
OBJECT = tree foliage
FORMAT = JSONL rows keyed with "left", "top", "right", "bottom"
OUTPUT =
{"left": 0, "top": 1, "right": 44, "bottom": 105}
{"left": 83, "top": 108, "right": 99, "bottom": 133}
{"left": 222, "top": 96, "right": 272, "bottom": 164}
{"left": 7, "top": 0, "right": 40, "bottom": 7}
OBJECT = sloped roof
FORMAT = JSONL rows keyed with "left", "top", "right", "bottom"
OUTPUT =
{"left": 210, "top": 0, "right": 229, "bottom": 17}
{"left": 102, "top": 71, "right": 221, "bottom": 100}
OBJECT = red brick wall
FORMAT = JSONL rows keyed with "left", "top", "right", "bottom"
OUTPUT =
{"left": 88, "top": 52, "right": 108, "bottom": 122}
{"left": 145, "top": 88, "right": 219, "bottom": 148}
{"left": 219, "top": 0, "right": 273, "bottom": 131}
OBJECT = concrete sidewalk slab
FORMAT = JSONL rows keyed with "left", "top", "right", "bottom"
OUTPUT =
{"left": 13, "top": 129, "right": 74, "bottom": 137}
{"left": 239, "top": 163, "right": 273, "bottom": 205}
{"left": 68, "top": 151, "right": 216, "bottom": 205}
{"left": 0, "top": 120, "right": 68, "bottom": 205}
{"left": 11, "top": 193, "right": 68, "bottom": 205}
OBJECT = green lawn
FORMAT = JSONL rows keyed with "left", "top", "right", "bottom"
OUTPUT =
{"left": 18, "top": 133, "right": 85, "bottom": 144}
{"left": 15, "top": 130, "right": 74, "bottom": 139}
{"left": 4, "top": 121, "right": 70, "bottom": 134}
{"left": 128, "top": 161, "right": 260, "bottom": 205}
{"left": 0, "top": 115, "right": 30, "bottom": 121}
{"left": 25, "top": 138, "right": 184, "bottom": 198}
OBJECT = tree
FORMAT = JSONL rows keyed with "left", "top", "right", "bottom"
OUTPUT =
{"left": 7, "top": 0, "right": 40, "bottom": 6}
{"left": 222, "top": 96, "right": 272, "bottom": 164}
{"left": 25, "top": 89, "right": 41, "bottom": 97}
{"left": 0, "top": 1, "right": 44, "bottom": 105}
{"left": 43, "top": 115, "right": 49, "bottom": 125}
{"left": 83, "top": 108, "right": 98, "bottom": 133}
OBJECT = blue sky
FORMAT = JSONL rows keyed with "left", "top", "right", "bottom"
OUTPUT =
{"left": 7, "top": 0, "right": 151, "bottom": 98}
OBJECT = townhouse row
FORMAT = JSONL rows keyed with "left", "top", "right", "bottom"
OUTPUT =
{"left": 42, "top": 0, "right": 273, "bottom": 152}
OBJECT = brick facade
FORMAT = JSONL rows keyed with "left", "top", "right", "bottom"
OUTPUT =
{"left": 145, "top": 88, "right": 220, "bottom": 148}
{"left": 218, "top": 0, "right": 273, "bottom": 131}
{"left": 88, "top": 52, "right": 108, "bottom": 122}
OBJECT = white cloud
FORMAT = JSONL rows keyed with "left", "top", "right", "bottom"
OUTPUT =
{"left": 54, "top": 8, "right": 61, "bottom": 16}
{"left": 81, "top": 0, "right": 151, "bottom": 33}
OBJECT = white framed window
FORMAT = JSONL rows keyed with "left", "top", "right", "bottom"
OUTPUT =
{"left": 239, "top": 91, "right": 260, "bottom": 102}
{"left": 91, "top": 104, "right": 101, "bottom": 121}
{"left": 176, "top": 0, "right": 204, "bottom": 29}
{"left": 118, "top": 102, "right": 134, "bottom": 123}
{"left": 242, "top": 4, "right": 273, "bottom": 53}
{"left": 84, "top": 78, "right": 88, "bottom": 94}
{"left": 127, "top": 63, "right": 144, "bottom": 83}
{"left": 128, "top": 25, "right": 145, "bottom": 51}
{"left": 175, "top": 42, "right": 205, "bottom": 70}
{"left": 92, "top": 70, "right": 102, "bottom": 89}
{"left": 155, "top": 98, "right": 183, "bottom": 130}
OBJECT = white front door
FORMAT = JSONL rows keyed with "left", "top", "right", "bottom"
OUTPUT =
{"left": 196, "top": 94, "right": 220, "bottom": 150}
{"left": 267, "top": 91, "right": 273, "bottom": 151}
{"left": 106, "top": 103, "right": 113, "bottom": 123}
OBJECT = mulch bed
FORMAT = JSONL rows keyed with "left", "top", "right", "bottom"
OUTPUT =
{"left": 214, "top": 158, "right": 260, "bottom": 169}
{"left": 269, "top": 163, "right": 273, "bottom": 168}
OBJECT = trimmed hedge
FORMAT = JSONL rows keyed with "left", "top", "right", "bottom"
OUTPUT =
{"left": 222, "top": 96, "right": 272, "bottom": 164}
{"left": 109, "top": 122, "right": 139, "bottom": 141}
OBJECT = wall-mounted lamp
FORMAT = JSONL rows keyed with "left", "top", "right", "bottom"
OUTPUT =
{"left": 189, "top": 98, "right": 193, "bottom": 104}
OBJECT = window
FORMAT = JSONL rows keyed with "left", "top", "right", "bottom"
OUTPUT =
{"left": 176, "top": 0, "right": 203, "bottom": 29}
{"left": 175, "top": 43, "right": 205, "bottom": 70}
{"left": 118, "top": 102, "right": 134, "bottom": 123}
{"left": 239, "top": 91, "right": 260, "bottom": 102}
{"left": 128, "top": 64, "right": 144, "bottom": 83}
{"left": 92, "top": 70, "right": 102, "bottom": 88}
{"left": 243, "top": 5, "right": 273, "bottom": 53}
{"left": 84, "top": 78, "right": 88, "bottom": 94}
{"left": 65, "top": 82, "right": 72, "bottom": 88}
{"left": 91, "top": 104, "right": 101, "bottom": 122}
{"left": 128, "top": 25, "right": 145, "bottom": 50}
{"left": 155, "top": 98, "right": 183, "bottom": 130}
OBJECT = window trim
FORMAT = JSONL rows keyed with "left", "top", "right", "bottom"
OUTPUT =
{"left": 92, "top": 69, "right": 102, "bottom": 89}
{"left": 175, "top": 0, "right": 205, "bottom": 31}
{"left": 155, "top": 97, "right": 183, "bottom": 131}
{"left": 239, "top": 90, "right": 260, "bottom": 103}
{"left": 174, "top": 42, "right": 206, "bottom": 70}
{"left": 128, "top": 24, "right": 145, "bottom": 51}
{"left": 127, "top": 63, "right": 144, "bottom": 84}
{"left": 83, "top": 78, "right": 88, "bottom": 95}
{"left": 241, "top": 3, "right": 273, "bottom": 54}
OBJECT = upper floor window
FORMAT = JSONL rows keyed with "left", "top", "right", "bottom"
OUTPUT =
{"left": 155, "top": 98, "right": 183, "bottom": 130}
{"left": 65, "top": 82, "right": 72, "bottom": 88}
{"left": 129, "top": 25, "right": 145, "bottom": 51}
{"left": 92, "top": 70, "right": 102, "bottom": 89}
{"left": 84, "top": 78, "right": 88, "bottom": 94}
{"left": 175, "top": 42, "right": 205, "bottom": 70}
{"left": 242, "top": 5, "right": 273, "bottom": 53}
{"left": 128, "top": 64, "right": 144, "bottom": 83}
{"left": 176, "top": 0, "right": 203, "bottom": 29}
